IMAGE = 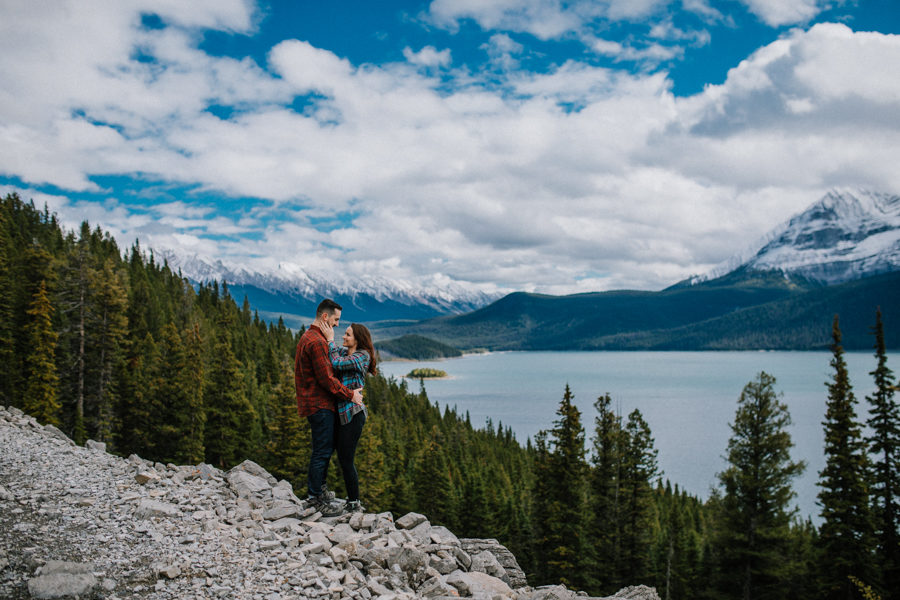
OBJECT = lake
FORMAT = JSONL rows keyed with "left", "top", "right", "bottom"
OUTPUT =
{"left": 378, "top": 350, "right": 898, "bottom": 522}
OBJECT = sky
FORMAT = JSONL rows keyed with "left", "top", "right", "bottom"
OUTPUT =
{"left": 2, "top": 0, "right": 900, "bottom": 296}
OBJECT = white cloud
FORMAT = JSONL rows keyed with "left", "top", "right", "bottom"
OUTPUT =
{"left": 2, "top": 3, "right": 899, "bottom": 295}
{"left": 739, "top": 0, "right": 823, "bottom": 27}
{"left": 403, "top": 45, "right": 452, "bottom": 68}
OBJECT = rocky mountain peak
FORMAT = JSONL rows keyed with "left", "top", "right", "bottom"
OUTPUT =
{"left": 703, "top": 188, "right": 900, "bottom": 285}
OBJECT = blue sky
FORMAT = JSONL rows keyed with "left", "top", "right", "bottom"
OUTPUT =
{"left": 2, "top": 0, "right": 900, "bottom": 296}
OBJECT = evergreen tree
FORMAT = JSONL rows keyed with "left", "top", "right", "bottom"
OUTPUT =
{"left": 818, "top": 316, "right": 875, "bottom": 600}
{"left": 715, "top": 372, "right": 806, "bottom": 600}
{"left": 0, "top": 204, "right": 14, "bottom": 405}
{"left": 619, "top": 408, "right": 660, "bottom": 585}
{"left": 262, "top": 355, "right": 307, "bottom": 484}
{"left": 866, "top": 308, "right": 900, "bottom": 598}
{"left": 23, "top": 280, "right": 62, "bottom": 425}
{"left": 203, "top": 329, "right": 256, "bottom": 468}
{"left": 88, "top": 257, "right": 128, "bottom": 444}
{"left": 353, "top": 412, "right": 391, "bottom": 512}
{"left": 589, "top": 393, "right": 625, "bottom": 593}
{"left": 149, "top": 322, "right": 202, "bottom": 463}
{"left": 414, "top": 425, "right": 457, "bottom": 528}
{"left": 533, "top": 385, "right": 588, "bottom": 589}
{"left": 653, "top": 482, "right": 704, "bottom": 600}
{"left": 114, "top": 333, "right": 158, "bottom": 457}
{"left": 179, "top": 322, "right": 206, "bottom": 464}
{"left": 56, "top": 224, "right": 95, "bottom": 444}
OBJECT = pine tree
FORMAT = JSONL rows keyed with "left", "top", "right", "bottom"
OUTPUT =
{"left": 533, "top": 385, "right": 588, "bottom": 589}
{"left": 414, "top": 425, "right": 457, "bottom": 528}
{"left": 56, "top": 225, "right": 95, "bottom": 444}
{"left": 353, "top": 412, "right": 391, "bottom": 512}
{"left": 589, "top": 393, "right": 625, "bottom": 593}
{"left": 262, "top": 355, "right": 307, "bottom": 484}
{"left": 150, "top": 322, "right": 201, "bottom": 463}
{"left": 179, "top": 322, "right": 206, "bottom": 464}
{"left": 619, "top": 408, "right": 660, "bottom": 586}
{"left": 204, "top": 329, "right": 256, "bottom": 468}
{"left": 88, "top": 257, "right": 128, "bottom": 444}
{"left": 715, "top": 372, "right": 806, "bottom": 600}
{"left": 23, "top": 280, "right": 62, "bottom": 425}
{"left": 865, "top": 308, "right": 899, "bottom": 598}
{"left": 818, "top": 316, "right": 875, "bottom": 600}
{"left": 0, "top": 204, "right": 14, "bottom": 405}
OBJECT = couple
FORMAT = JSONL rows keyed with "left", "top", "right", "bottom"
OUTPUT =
{"left": 294, "top": 298, "right": 377, "bottom": 516}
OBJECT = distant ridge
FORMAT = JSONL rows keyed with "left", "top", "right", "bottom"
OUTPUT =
{"left": 157, "top": 252, "right": 503, "bottom": 323}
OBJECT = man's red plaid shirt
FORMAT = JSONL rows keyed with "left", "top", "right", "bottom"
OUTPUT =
{"left": 294, "top": 324, "right": 354, "bottom": 418}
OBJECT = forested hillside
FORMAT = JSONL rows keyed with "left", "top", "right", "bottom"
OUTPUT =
{"left": 2, "top": 193, "right": 898, "bottom": 600}
{"left": 372, "top": 269, "right": 899, "bottom": 350}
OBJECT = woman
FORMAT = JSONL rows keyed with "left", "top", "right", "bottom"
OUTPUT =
{"left": 323, "top": 322, "right": 376, "bottom": 513}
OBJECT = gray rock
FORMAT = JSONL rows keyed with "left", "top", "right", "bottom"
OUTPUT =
{"left": 228, "top": 459, "right": 277, "bottom": 485}
{"left": 28, "top": 561, "right": 97, "bottom": 599}
{"left": 227, "top": 470, "right": 271, "bottom": 497}
{"left": 601, "top": 585, "right": 662, "bottom": 600}
{"left": 429, "top": 525, "right": 460, "bottom": 546}
{"left": 445, "top": 569, "right": 517, "bottom": 599}
{"left": 85, "top": 439, "right": 106, "bottom": 453}
{"left": 28, "top": 573, "right": 97, "bottom": 599}
{"left": 135, "top": 498, "right": 181, "bottom": 518}
{"left": 135, "top": 470, "right": 160, "bottom": 485}
{"left": 522, "top": 584, "right": 578, "bottom": 600}
{"left": 462, "top": 538, "right": 527, "bottom": 589}
{"left": 471, "top": 550, "right": 508, "bottom": 582}
{"left": 263, "top": 503, "right": 302, "bottom": 521}
{"left": 42, "top": 424, "right": 73, "bottom": 444}
{"left": 395, "top": 512, "right": 427, "bottom": 530}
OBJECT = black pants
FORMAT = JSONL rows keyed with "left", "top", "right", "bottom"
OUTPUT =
{"left": 335, "top": 410, "right": 366, "bottom": 502}
{"left": 307, "top": 409, "right": 336, "bottom": 497}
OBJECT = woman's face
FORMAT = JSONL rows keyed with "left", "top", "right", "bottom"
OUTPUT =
{"left": 342, "top": 326, "right": 356, "bottom": 348}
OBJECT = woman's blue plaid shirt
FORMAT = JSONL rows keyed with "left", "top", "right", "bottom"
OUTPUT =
{"left": 328, "top": 342, "right": 370, "bottom": 425}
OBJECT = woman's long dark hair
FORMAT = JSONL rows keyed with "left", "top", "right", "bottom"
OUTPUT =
{"left": 350, "top": 323, "right": 378, "bottom": 375}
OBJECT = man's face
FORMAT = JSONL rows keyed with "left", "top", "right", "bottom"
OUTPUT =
{"left": 327, "top": 309, "right": 342, "bottom": 328}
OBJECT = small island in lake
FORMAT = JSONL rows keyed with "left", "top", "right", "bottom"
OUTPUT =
{"left": 406, "top": 367, "right": 448, "bottom": 379}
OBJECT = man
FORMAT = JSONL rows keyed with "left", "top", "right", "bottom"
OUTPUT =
{"left": 295, "top": 298, "right": 363, "bottom": 516}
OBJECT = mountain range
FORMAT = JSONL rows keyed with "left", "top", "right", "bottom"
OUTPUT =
{"left": 371, "top": 189, "right": 900, "bottom": 351}
{"left": 160, "top": 188, "right": 899, "bottom": 349}
{"left": 157, "top": 253, "right": 501, "bottom": 327}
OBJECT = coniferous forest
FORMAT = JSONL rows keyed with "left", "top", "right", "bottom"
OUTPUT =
{"left": 2, "top": 192, "right": 898, "bottom": 600}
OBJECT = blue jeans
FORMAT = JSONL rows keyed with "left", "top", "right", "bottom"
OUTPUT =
{"left": 307, "top": 409, "right": 336, "bottom": 497}
{"left": 336, "top": 410, "right": 367, "bottom": 502}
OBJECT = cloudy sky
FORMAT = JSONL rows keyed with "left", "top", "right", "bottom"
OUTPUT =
{"left": 2, "top": 0, "right": 899, "bottom": 296}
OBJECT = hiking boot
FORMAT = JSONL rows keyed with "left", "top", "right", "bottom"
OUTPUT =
{"left": 307, "top": 494, "right": 343, "bottom": 517}
{"left": 345, "top": 500, "right": 365, "bottom": 513}
{"left": 319, "top": 485, "right": 336, "bottom": 502}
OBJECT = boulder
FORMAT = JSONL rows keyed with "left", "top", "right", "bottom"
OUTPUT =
{"left": 135, "top": 498, "right": 181, "bottom": 519}
{"left": 445, "top": 569, "right": 516, "bottom": 599}
{"left": 396, "top": 512, "right": 428, "bottom": 530}
{"left": 227, "top": 470, "right": 271, "bottom": 497}
{"left": 28, "top": 561, "right": 97, "bottom": 599}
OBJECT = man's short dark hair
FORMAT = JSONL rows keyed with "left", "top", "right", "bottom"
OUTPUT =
{"left": 316, "top": 298, "right": 342, "bottom": 317}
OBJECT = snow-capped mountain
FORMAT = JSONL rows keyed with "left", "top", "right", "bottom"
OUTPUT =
{"left": 702, "top": 189, "right": 900, "bottom": 285}
{"left": 156, "top": 251, "right": 503, "bottom": 323}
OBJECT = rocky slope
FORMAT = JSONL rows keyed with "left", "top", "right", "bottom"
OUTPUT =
{"left": 0, "top": 405, "right": 658, "bottom": 600}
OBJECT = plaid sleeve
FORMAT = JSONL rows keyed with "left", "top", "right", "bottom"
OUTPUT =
{"left": 309, "top": 338, "right": 354, "bottom": 401}
{"left": 328, "top": 343, "right": 369, "bottom": 375}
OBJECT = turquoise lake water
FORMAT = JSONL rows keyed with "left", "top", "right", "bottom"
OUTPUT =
{"left": 378, "top": 350, "right": 898, "bottom": 522}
